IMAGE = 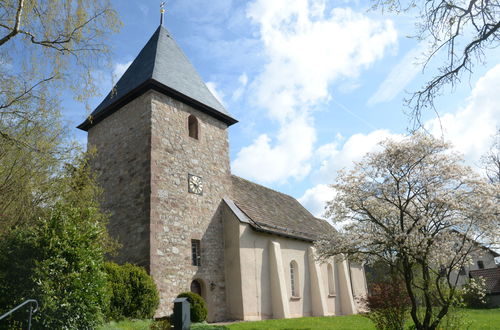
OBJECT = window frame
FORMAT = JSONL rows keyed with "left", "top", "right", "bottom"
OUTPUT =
{"left": 290, "top": 260, "right": 300, "bottom": 299}
{"left": 191, "top": 239, "right": 201, "bottom": 266}
{"left": 327, "top": 263, "right": 336, "bottom": 296}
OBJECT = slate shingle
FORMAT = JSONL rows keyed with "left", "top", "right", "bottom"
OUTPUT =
{"left": 78, "top": 25, "right": 236, "bottom": 130}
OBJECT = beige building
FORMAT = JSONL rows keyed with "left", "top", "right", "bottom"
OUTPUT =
{"left": 78, "top": 24, "right": 367, "bottom": 322}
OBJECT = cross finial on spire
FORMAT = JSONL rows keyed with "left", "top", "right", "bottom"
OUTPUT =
{"left": 160, "top": 2, "right": 166, "bottom": 26}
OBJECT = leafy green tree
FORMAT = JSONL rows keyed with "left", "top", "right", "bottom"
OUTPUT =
{"left": 0, "top": 0, "right": 120, "bottom": 235}
{"left": 0, "top": 155, "right": 115, "bottom": 329}
{"left": 0, "top": 0, "right": 121, "bottom": 140}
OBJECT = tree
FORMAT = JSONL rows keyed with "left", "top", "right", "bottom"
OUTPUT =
{"left": 0, "top": 155, "right": 116, "bottom": 329}
{"left": 0, "top": 0, "right": 121, "bottom": 146}
{"left": 0, "top": 104, "right": 66, "bottom": 235}
{"left": 316, "top": 133, "right": 499, "bottom": 330}
{"left": 373, "top": 0, "right": 500, "bottom": 126}
{"left": 0, "top": 0, "right": 120, "bottom": 234}
{"left": 481, "top": 128, "right": 500, "bottom": 184}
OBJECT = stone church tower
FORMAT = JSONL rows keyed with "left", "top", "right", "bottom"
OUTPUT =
{"left": 78, "top": 25, "right": 238, "bottom": 321}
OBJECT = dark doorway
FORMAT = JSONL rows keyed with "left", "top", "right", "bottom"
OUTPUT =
{"left": 191, "top": 279, "right": 202, "bottom": 296}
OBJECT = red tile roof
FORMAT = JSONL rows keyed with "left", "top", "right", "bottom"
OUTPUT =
{"left": 469, "top": 267, "right": 500, "bottom": 294}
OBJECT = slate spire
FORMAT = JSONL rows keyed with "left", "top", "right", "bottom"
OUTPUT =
{"left": 78, "top": 26, "right": 237, "bottom": 131}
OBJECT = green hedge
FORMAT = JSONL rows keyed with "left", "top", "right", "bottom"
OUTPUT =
{"left": 177, "top": 291, "right": 207, "bottom": 322}
{"left": 104, "top": 262, "right": 159, "bottom": 320}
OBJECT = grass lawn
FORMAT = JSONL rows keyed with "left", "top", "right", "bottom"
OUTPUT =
{"left": 226, "top": 308, "right": 500, "bottom": 330}
{"left": 226, "top": 314, "right": 373, "bottom": 330}
{"left": 98, "top": 319, "right": 153, "bottom": 330}
{"left": 463, "top": 308, "right": 500, "bottom": 330}
{"left": 98, "top": 308, "right": 500, "bottom": 329}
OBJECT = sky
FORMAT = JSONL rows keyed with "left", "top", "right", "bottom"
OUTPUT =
{"left": 65, "top": 0, "right": 500, "bottom": 219}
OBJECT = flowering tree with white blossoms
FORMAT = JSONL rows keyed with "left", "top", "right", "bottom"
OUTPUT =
{"left": 316, "top": 133, "right": 499, "bottom": 330}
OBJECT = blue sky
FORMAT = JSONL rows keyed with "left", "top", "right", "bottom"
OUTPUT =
{"left": 66, "top": 0, "right": 500, "bottom": 218}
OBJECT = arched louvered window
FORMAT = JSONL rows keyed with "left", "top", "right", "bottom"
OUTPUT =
{"left": 188, "top": 115, "right": 199, "bottom": 139}
{"left": 290, "top": 260, "right": 300, "bottom": 297}
{"left": 327, "top": 263, "right": 335, "bottom": 295}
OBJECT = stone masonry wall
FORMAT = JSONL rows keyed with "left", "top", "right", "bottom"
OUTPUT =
{"left": 88, "top": 93, "right": 152, "bottom": 268}
{"left": 149, "top": 90, "right": 232, "bottom": 321}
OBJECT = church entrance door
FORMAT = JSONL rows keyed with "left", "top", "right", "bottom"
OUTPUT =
{"left": 190, "top": 279, "right": 202, "bottom": 296}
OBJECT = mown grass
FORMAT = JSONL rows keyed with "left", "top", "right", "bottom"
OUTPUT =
{"left": 226, "top": 314, "right": 373, "bottom": 330}
{"left": 98, "top": 319, "right": 153, "bottom": 330}
{"left": 98, "top": 308, "right": 500, "bottom": 329}
{"left": 461, "top": 308, "right": 500, "bottom": 330}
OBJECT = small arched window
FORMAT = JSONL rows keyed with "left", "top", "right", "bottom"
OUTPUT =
{"left": 327, "top": 264, "right": 335, "bottom": 296}
{"left": 477, "top": 260, "right": 484, "bottom": 269}
{"left": 290, "top": 260, "right": 300, "bottom": 298}
{"left": 188, "top": 115, "right": 199, "bottom": 139}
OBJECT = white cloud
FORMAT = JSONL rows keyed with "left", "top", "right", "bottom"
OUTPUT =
{"left": 233, "top": 115, "right": 315, "bottom": 184}
{"left": 232, "top": 0, "right": 397, "bottom": 183}
{"left": 425, "top": 63, "right": 500, "bottom": 165}
{"left": 314, "top": 129, "right": 404, "bottom": 183}
{"left": 206, "top": 81, "right": 226, "bottom": 106}
{"left": 298, "top": 184, "right": 335, "bottom": 218}
{"left": 231, "top": 73, "right": 248, "bottom": 101}
{"left": 300, "top": 64, "right": 500, "bottom": 217}
{"left": 368, "top": 42, "right": 427, "bottom": 105}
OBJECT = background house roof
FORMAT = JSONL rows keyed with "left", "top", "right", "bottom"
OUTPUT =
{"left": 230, "top": 175, "right": 335, "bottom": 241}
{"left": 469, "top": 268, "right": 500, "bottom": 294}
{"left": 78, "top": 25, "right": 236, "bottom": 130}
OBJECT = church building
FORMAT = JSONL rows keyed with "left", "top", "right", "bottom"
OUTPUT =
{"left": 78, "top": 24, "right": 367, "bottom": 322}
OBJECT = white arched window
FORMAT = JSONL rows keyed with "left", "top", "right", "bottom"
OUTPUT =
{"left": 290, "top": 260, "right": 300, "bottom": 298}
{"left": 327, "top": 263, "right": 335, "bottom": 296}
{"left": 188, "top": 115, "right": 199, "bottom": 139}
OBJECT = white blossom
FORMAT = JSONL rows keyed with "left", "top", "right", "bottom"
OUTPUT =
{"left": 316, "top": 132, "right": 499, "bottom": 329}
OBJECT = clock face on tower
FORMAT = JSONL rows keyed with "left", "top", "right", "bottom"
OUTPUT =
{"left": 188, "top": 174, "right": 203, "bottom": 195}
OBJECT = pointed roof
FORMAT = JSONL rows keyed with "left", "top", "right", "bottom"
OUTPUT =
{"left": 78, "top": 26, "right": 237, "bottom": 131}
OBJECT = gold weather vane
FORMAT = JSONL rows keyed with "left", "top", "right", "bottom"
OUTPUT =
{"left": 160, "top": 2, "right": 166, "bottom": 26}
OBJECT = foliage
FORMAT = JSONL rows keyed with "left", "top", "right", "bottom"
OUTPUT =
{"left": 462, "top": 277, "right": 488, "bottom": 308}
{"left": 0, "top": 155, "right": 112, "bottom": 329}
{"left": 104, "top": 262, "right": 160, "bottom": 321}
{"left": 361, "top": 281, "right": 410, "bottom": 330}
{"left": 0, "top": 0, "right": 121, "bottom": 144}
{"left": 372, "top": 0, "right": 500, "bottom": 126}
{"left": 316, "top": 132, "right": 499, "bottom": 330}
{"left": 0, "top": 0, "right": 120, "bottom": 235}
{"left": 0, "top": 104, "right": 68, "bottom": 235}
{"left": 149, "top": 318, "right": 171, "bottom": 330}
{"left": 177, "top": 291, "right": 208, "bottom": 323}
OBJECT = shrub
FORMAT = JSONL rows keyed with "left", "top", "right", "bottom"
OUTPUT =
{"left": 104, "top": 262, "right": 160, "bottom": 320}
{"left": 176, "top": 292, "right": 207, "bottom": 323}
{"left": 361, "top": 281, "right": 410, "bottom": 330}
{"left": 0, "top": 204, "right": 109, "bottom": 329}
{"left": 461, "top": 277, "right": 488, "bottom": 308}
